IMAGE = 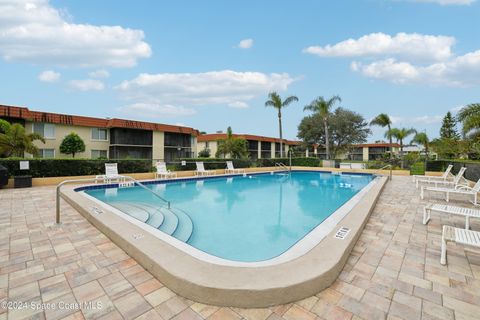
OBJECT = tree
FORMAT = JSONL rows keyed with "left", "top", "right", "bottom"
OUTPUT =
{"left": 265, "top": 92, "right": 298, "bottom": 157}
{"left": 411, "top": 132, "right": 430, "bottom": 158}
{"left": 303, "top": 95, "right": 341, "bottom": 160}
{"left": 215, "top": 127, "right": 248, "bottom": 159}
{"left": 297, "top": 107, "right": 371, "bottom": 158}
{"left": 198, "top": 148, "right": 211, "bottom": 158}
{"left": 370, "top": 114, "right": 393, "bottom": 160}
{"left": 440, "top": 112, "right": 460, "bottom": 140}
{"left": 457, "top": 103, "right": 480, "bottom": 138}
{"left": 59, "top": 132, "right": 85, "bottom": 158}
{"left": 0, "top": 119, "right": 45, "bottom": 157}
{"left": 390, "top": 128, "right": 416, "bottom": 154}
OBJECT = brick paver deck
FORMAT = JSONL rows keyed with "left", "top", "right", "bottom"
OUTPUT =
{"left": 1, "top": 176, "right": 479, "bottom": 320}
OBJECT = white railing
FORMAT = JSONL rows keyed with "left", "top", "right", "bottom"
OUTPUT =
{"left": 275, "top": 162, "right": 289, "bottom": 171}
{"left": 56, "top": 175, "right": 170, "bottom": 224}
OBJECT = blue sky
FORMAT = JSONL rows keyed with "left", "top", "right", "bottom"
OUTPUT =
{"left": 1, "top": 0, "right": 479, "bottom": 141}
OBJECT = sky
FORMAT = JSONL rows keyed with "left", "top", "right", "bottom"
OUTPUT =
{"left": 1, "top": 0, "right": 479, "bottom": 142}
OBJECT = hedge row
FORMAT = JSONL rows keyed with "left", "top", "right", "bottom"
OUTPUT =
{"left": 0, "top": 157, "right": 322, "bottom": 177}
{"left": 172, "top": 157, "right": 321, "bottom": 171}
{"left": 0, "top": 159, "right": 152, "bottom": 178}
{"left": 426, "top": 160, "right": 480, "bottom": 181}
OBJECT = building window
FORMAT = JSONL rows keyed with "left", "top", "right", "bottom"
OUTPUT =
{"left": 33, "top": 123, "right": 55, "bottom": 139}
{"left": 91, "top": 150, "right": 108, "bottom": 159}
{"left": 39, "top": 149, "right": 55, "bottom": 158}
{"left": 91, "top": 128, "right": 108, "bottom": 141}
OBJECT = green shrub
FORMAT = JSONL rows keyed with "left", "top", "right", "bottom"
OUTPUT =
{"left": 0, "top": 158, "right": 152, "bottom": 178}
{"left": 256, "top": 157, "right": 321, "bottom": 167}
{"left": 410, "top": 162, "right": 425, "bottom": 176}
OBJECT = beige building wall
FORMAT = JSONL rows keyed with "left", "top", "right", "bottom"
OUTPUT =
{"left": 197, "top": 141, "right": 217, "bottom": 158}
{"left": 152, "top": 131, "right": 164, "bottom": 161}
{"left": 25, "top": 122, "right": 110, "bottom": 158}
{"left": 271, "top": 142, "right": 275, "bottom": 158}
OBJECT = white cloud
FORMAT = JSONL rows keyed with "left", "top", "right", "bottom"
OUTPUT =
{"left": 69, "top": 79, "right": 105, "bottom": 91}
{"left": 408, "top": 0, "right": 476, "bottom": 5}
{"left": 237, "top": 38, "right": 254, "bottom": 49}
{"left": 228, "top": 101, "right": 249, "bottom": 109}
{"left": 118, "top": 103, "right": 196, "bottom": 118}
{"left": 351, "top": 49, "right": 480, "bottom": 86}
{"left": 89, "top": 69, "right": 110, "bottom": 78}
{"left": 116, "top": 70, "right": 295, "bottom": 109}
{"left": 0, "top": 0, "right": 151, "bottom": 67}
{"left": 304, "top": 32, "right": 454, "bottom": 62}
{"left": 38, "top": 70, "right": 60, "bottom": 82}
{"left": 450, "top": 105, "right": 464, "bottom": 113}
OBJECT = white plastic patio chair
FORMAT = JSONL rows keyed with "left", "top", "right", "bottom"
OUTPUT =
{"left": 96, "top": 163, "right": 126, "bottom": 184}
{"left": 421, "top": 178, "right": 480, "bottom": 205}
{"left": 225, "top": 161, "right": 245, "bottom": 174}
{"left": 413, "top": 164, "right": 453, "bottom": 185}
{"left": 441, "top": 225, "right": 480, "bottom": 265}
{"left": 155, "top": 161, "right": 177, "bottom": 179}
{"left": 423, "top": 203, "right": 480, "bottom": 229}
{"left": 416, "top": 167, "right": 467, "bottom": 189}
{"left": 195, "top": 162, "right": 215, "bottom": 176}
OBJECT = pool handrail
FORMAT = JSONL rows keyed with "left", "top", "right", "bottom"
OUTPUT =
{"left": 275, "top": 162, "right": 290, "bottom": 172}
{"left": 56, "top": 175, "right": 171, "bottom": 224}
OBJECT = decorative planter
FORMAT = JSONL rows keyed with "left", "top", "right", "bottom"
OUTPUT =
{"left": 14, "top": 175, "right": 32, "bottom": 188}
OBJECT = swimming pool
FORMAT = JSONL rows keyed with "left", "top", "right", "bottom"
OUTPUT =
{"left": 83, "top": 171, "right": 374, "bottom": 262}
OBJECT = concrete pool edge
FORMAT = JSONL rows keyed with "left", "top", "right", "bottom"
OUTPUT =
{"left": 60, "top": 173, "right": 388, "bottom": 307}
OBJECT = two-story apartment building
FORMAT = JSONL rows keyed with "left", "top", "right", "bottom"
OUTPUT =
{"left": 197, "top": 133, "right": 300, "bottom": 160}
{"left": 0, "top": 105, "right": 199, "bottom": 160}
{"left": 312, "top": 143, "right": 401, "bottom": 161}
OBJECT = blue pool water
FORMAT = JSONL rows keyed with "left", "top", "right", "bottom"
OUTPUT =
{"left": 84, "top": 171, "right": 374, "bottom": 262}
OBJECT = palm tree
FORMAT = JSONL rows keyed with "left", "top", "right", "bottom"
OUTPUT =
{"left": 265, "top": 92, "right": 298, "bottom": 157}
{"left": 411, "top": 132, "right": 430, "bottom": 158}
{"left": 457, "top": 103, "right": 480, "bottom": 138}
{"left": 0, "top": 119, "right": 45, "bottom": 157}
{"left": 370, "top": 114, "right": 393, "bottom": 160}
{"left": 304, "top": 95, "right": 341, "bottom": 160}
{"left": 215, "top": 127, "right": 248, "bottom": 159}
{"left": 390, "top": 128, "right": 416, "bottom": 155}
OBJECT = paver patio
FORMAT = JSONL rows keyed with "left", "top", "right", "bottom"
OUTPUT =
{"left": 1, "top": 176, "right": 479, "bottom": 320}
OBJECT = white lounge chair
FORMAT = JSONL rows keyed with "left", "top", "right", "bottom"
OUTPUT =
{"left": 225, "top": 161, "right": 245, "bottom": 174}
{"left": 416, "top": 167, "right": 467, "bottom": 189}
{"left": 96, "top": 163, "right": 126, "bottom": 184}
{"left": 441, "top": 225, "right": 480, "bottom": 265}
{"left": 155, "top": 162, "right": 177, "bottom": 179}
{"left": 423, "top": 203, "right": 480, "bottom": 229}
{"left": 195, "top": 162, "right": 215, "bottom": 176}
{"left": 413, "top": 164, "right": 453, "bottom": 184}
{"left": 421, "top": 178, "right": 480, "bottom": 205}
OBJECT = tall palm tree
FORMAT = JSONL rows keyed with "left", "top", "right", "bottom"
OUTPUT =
{"left": 411, "top": 132, "right": 430, "bottom": 158}
{"left": 304, "top": 95, "right": 341, "bottom": 160}
{"left": 457, "top": 103, "right": 480, "bottom": 138}
{"left": 390, "top": 128, "right": 416, "bottom": 155}
{"left": 265, "top": 92, "right": 298, "bottom": 157}
{"left": 0, "top": 119, "right": 45, "bottom": 157}
{"left": 370, "top": 114, "right": 393, "bottom": 160}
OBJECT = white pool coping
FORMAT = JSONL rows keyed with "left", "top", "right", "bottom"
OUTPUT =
{"left": 80, "top": 173, "right": 380, "bottom": 267}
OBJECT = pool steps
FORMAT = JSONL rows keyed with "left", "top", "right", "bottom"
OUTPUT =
{"left": 108, "top": 201, "right": 193, "bottom": 242}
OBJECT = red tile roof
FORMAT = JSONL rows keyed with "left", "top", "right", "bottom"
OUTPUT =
{"left": 198, "top": 133, "right": 299, "bottom": 145}
{"left": 0, "top": 104, "right": 200, "bottom": 135}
